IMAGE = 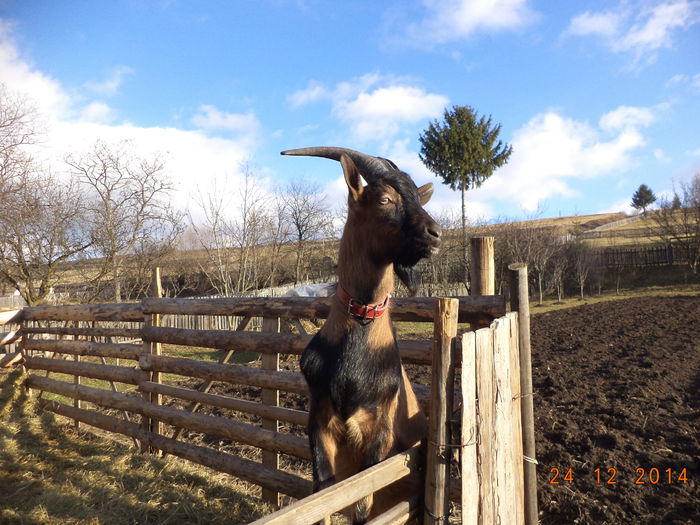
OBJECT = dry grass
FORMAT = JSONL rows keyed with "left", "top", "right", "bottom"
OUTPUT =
{"left": 0, "top": 368, "right": 273, "bottom": 524}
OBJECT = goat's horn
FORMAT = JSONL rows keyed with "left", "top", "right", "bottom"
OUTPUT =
{"left": 281, "top": 147, "right": 396, "bottom": 182}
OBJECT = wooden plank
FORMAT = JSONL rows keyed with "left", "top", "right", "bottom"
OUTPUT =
{"left": 141, "top": 296, "right": 506, "bottom": 324}
{"left": 0, "top": 352, "right": 23, "bottom": 368}
{"left": 492, "top": 317, "right": 517, "bottom": 525}
{"left": 37, "top": 398, "right": 311, "bottom": 499}
{"left": 475, "top": 325, "right": 495, "bottom": 524}
{"left": 366, "top": 496, "right": 420, "bottom": 525}
{"left": 142, "top": 325, "right": 309, "bottom": 354}
{"left": 424, "top": 298, "right": 458, "bottom": 525}
{"left": 139, "top": 353, "right": 309, "bottom": 394}
{"left": 144, "top": 325, "right": 435, "bottom": 364}
{"left": 0, "top": 309, "right": 22, "bottom": 325}
{"left": 23, "top": 303, "right": 143, "bottom": 322}
{"left": 23, "top": 339, "right": 142, "bottom": 360}
{"left": 24, "top": 355, "right": 149, "bottom": 385}
{"left": 22, "top": 325, "right": 142, "bottom": 338}
{"left": 27, "top": 375, "right": 311, "bottom": 460}
{"left": 460, "top": 331, "right": 479, "bottom": 525}
{"left": 508, "top": 312, "right": 525, "bottom": 525}
{"left": 0, "top": 330, "right": 22, "bottom": 346}
{"left": 138, "top": 381, "right": 308, "bottom": 427}
{"left": 250, "top": 446, "right": 421, "bottom": 525}
{"left": 261, "top": 316, "right": 281, "bottom": 507}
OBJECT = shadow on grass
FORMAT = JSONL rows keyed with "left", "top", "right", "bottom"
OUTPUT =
{"left": 0, "top": 368, "right": 272, "bottom": 524}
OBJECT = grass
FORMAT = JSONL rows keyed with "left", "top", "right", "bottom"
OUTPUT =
{"left": 0, "top": 367, "right": 273, "bottom": 525}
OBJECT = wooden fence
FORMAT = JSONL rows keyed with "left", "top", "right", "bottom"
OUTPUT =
{"left": 1, "top": 261, "right": 536, "bottom": 524}
{"left": 600, "top": 243, "right": 692, "bottom": 268}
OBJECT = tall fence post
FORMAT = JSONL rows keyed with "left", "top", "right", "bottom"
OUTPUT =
{"left": 424, "top": 297, "right": 459, "bottom": 525}
{"left": 73, "top": 321, "right": 81, "bottom": 429}
{"left": 508, "top": 263, "right": 538, "bottom": 525}
{"left": 261, "top": 316, "right": 281, "bottom": 507}
{"left": 142, "top": 267, "right": 163, "bottom": 453}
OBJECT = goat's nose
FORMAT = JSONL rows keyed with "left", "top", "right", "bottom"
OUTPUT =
{"left": 427, "top": 224, "right": 442, "bottom": 239}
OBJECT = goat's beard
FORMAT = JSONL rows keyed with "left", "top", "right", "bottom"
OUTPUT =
{"left": 395, "top": 264, "right": 419, "bottom": 296}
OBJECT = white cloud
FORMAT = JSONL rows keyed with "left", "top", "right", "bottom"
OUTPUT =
{"left": 78, "top": 101, "right": 116, "bottom": 124}
{"left": 84, "top": 65, "right": 134, "bottom": 96}
{"left": 567, "top": 11, "right": 622, "bottom": 37}
{"left": 403, "top": 0, "right": 538, "bottom": 46}
{"left": 472, "top": 109, "right": 652, "bottom": 212}
{"left": 287, "top": 80, "right": 329, "bottom": 108}
{"left": 566, "top": 1, "right": 700, "bottom": 67}
{"left": 665, "top": 72, "right": 700, "bottom": 91}
{"left": 289, "top": 73, "right": 448, "bottom": 143}
{"left": 192, "top": 104, "right": 261, "bottom": 136}
{"left": 0, "top": 25, "right": 260, "bottom": 219}
{"left": 336, "top": 86, "right": 448, "bottom": 141}
{"left": 599, "top": 105, "right": 655, "bottom": 132}
{"left": 0, "top": 20, "right": 71, "bottom": 119}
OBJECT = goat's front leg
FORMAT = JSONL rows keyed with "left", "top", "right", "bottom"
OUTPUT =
{"left": 308, "top": 401, "right": 339, "bottom": 493}
{"left": 352, "top": 412, "right": 395, "bottom": 525}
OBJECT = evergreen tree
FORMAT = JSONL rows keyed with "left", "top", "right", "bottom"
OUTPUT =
{"left": 419, "top": 105, "right": 512, "bottom": 283}
{"left": 631, "top": 184, "right": 656, "bottom": 214}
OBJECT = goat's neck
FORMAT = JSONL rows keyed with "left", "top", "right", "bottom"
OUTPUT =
{"left": 336, "top": 230, "right": 394, "bottom": 305}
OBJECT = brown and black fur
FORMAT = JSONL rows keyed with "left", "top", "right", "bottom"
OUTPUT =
{"left": 298, "top": 153, "right": 441, "bottom": 523}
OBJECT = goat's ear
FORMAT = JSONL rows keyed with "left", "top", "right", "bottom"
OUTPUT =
{"left": 417, "top": 183, "right": 434, "bottom": 206}
{"left": 341, "top": 154, "right": 363, "bottom": 202}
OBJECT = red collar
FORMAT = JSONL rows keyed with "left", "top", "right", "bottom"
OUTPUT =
{"left": 336, "top": 284, "right": 390, "bottom": 321}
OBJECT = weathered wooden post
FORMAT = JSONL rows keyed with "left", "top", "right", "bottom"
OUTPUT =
{"left": 470, "top": 236, "right": 495, "bottom": 297}
{"left": 509, "top": 263, "right": 538, "bottom": 525}
{"left": 142, "top": 267, "right": 163, "bottom": 452}
{"left": 424, "top": 297, "right": 459, "bottom": 525}
{"left": 261, "top": 316, "right": 281, "bottom": 507}
{"left": 74, "top": 321, "right": 81, "bottom": 429}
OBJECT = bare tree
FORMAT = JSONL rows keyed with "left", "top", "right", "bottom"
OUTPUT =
{"left": 0, "top": 86, "right": 90, "bottom": 305}
{"left": 189, "top": 183, "right": 238, "bottom": 296}
{"left": 189, "top": 165, "right": 271, "bottom": 295}
{"left": 650, "top": 174, "right": 700, "bottom": 274}
{"left": 231, "top": 163, "right": 268, "bottom": 293}
{"left": 260, "top": 191, "right": 292, "bottom": 288}
{"left": 568, "top": 239, "right": 595, "bottom": 300}
{"left": 66, "top": 140, "right": 182, "bottom": 301}
{"left": 0, "top": 167, "right": 90, "bottom": 305}
{"left": 529, "top": 227, "right": 560, "bottom": 305}
{"left": 283, "top": 180, "right": 331, "bottom": 284}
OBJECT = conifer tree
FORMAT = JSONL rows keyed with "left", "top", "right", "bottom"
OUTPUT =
{"left": 419, "top": 105, "right": 512, "bottom": 283}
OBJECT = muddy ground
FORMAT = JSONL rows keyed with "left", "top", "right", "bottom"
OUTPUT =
{"left": 530, "top": 296, "right": 699, "bottom": 524}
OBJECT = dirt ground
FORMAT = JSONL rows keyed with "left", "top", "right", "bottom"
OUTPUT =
{"left": 530, "top": 295, "right": 699, "bottom": 524}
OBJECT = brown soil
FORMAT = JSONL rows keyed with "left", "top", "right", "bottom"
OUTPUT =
{"left": 530, "top": 296, "right": 699, "bottom": 524}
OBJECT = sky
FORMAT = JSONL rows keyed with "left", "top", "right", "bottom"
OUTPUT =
{"left": 1, "top": 0, "right": 699, "bottom": 225}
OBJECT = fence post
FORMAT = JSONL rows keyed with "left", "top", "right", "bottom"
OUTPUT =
{"left": 142, "top": 267, "right": 163, "bottom": 453}
{"left": 470, "top": 236, "right": 495, "bottom": 297}
{"left": 424, "top": 297, "right": 458, "bottom": 525}
{"left": 261, "top": 316, "right": 281, "bottom": 507}
{"left": 73, "top": 321, "right": 81, "bottom": 429}
{"left": 508, "top": 263, "right": 538, "bottom": 525}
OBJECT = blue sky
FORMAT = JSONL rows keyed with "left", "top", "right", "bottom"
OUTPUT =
{"left": 1, "top": 0, "right": 699, "bottom": 223}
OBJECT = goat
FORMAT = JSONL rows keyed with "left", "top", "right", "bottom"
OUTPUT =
{"left": 281, "top": 147, "right": 442, "bottom": 523}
